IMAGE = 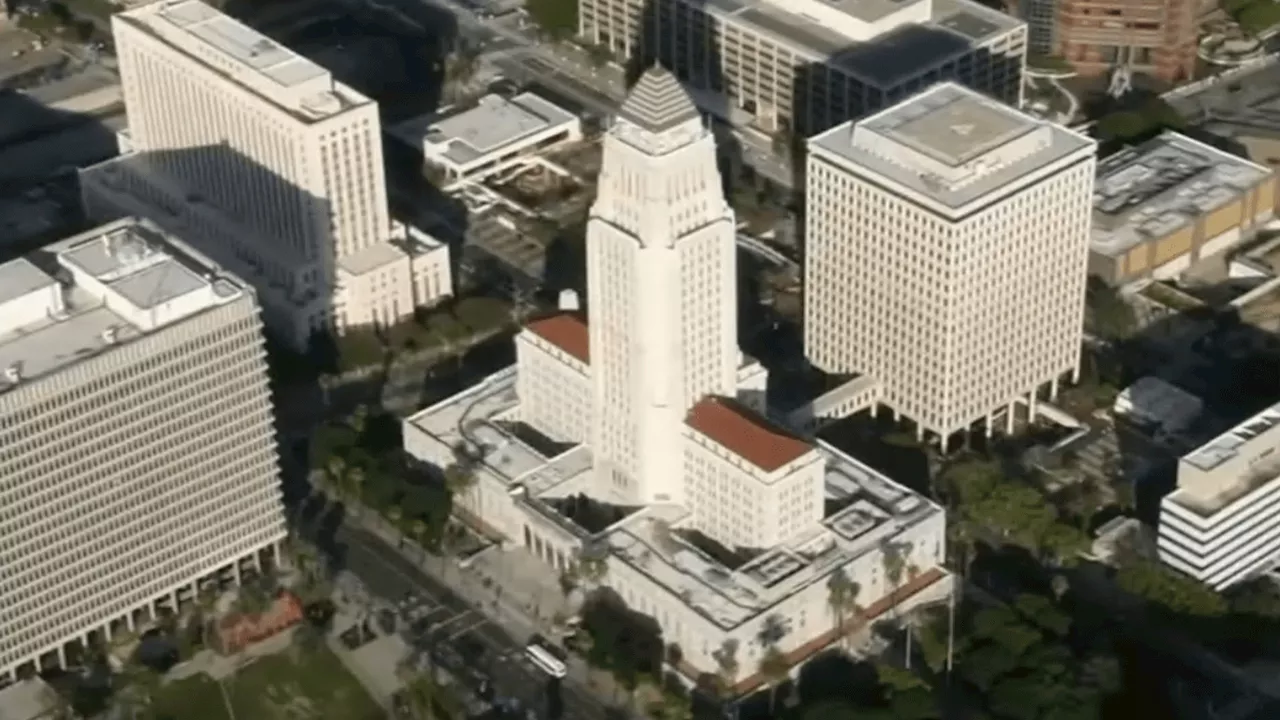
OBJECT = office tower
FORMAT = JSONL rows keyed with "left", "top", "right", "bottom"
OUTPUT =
{"left": 0, "top": 218, "right": 286, "bottom": 683}
{"left": 805, "top": 82, "right": 1097, "bottom": 445}
{"left": 579, "top": 0, "right": 1025, "bottom": 136}
{"left": 1159, "top": 400, "right": 1280, "bottom": 590}
{"left": 85, "top": 0, "right": 451, "bottom": 349}
{"left": 585, "top": 67, "right": 741, "bottom": 505}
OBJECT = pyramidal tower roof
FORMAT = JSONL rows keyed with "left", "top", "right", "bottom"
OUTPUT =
{"left": 618, "top": 66, "right": 701, "bottom": 134}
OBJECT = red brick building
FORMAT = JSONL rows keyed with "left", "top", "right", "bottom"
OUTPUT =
{"left": 1053, "top": 0, "right": 1197, "bottom": 83}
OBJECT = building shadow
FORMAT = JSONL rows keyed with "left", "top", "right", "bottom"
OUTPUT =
{"left": 0, "top": 86, "right": 119, "bottom": 263}
{"left": 222, "top": 0, "right": 460, "bottom": 124}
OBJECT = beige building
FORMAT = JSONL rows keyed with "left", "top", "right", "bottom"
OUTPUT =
{"left": 579, "top": 0, "right": 1026, "bottom": 136}
{"left": 1088, "top": 132, "right": 1275, "bottom": 286}
{"left": 83, "top": 0, "right": 451, "bottom": 349}
{"left": 804, "top": 83, "right": 1096, "bottom": 445}
{"left": 0, "top": 218, "right": 285, "bottom": 683}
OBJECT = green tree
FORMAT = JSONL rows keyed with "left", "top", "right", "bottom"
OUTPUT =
{"left": 114, "top": 661, "right": 162, "bottom": 718}
{"left": 525, "top": 0, "right": 578, "bottom": 37}
{"left": 1115, "top": 559, "right": 1228, "bottom": 617}
{"left": 758, "top": 646, "right": 790, "bottom": 714}
{"left": 711, "top": 638, "right": 740, "bottom": 692}
{"left": 826, "top": 568, "right": 863, "bottom": 648}
{"left": 1085, "top": 277, "right": 1137, "bottom": 342}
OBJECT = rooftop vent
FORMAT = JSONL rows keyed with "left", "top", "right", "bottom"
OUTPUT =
{"left": 101, "top": 326, "right": 120, "bottom": 344}
{"left": 4, "top": 362, "right": 23, "bottom": 384}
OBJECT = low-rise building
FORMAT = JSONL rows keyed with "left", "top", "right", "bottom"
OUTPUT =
{"left": 394, "top": 93, "right": 582, "bottom": 183}
{"left": 0, "top": 217, "right": 285, "bottom": 683}
{"left": 1089, "top": 132, "right": 1274, "bottom": 286}
{"left": 1159, "top": 399, "right": 1280, "bottom": 590}
{"left": 1048, "top": 0, "right": 1197, "bottom": 83}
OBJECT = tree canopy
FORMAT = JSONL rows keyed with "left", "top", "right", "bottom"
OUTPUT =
{"left": 579, "top": 589, "right": 664, "bottom": 689}
{"left": 941, "top": 460, "right": 1087, "bottom": 563}
{"left": 525, "top": 0, "right": 578, "bottom": 37}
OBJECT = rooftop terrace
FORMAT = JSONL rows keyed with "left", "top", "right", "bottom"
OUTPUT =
{"left": 1091, "top": 132, "right": 1271, "bottom": 259}
{"left": 810, "top": 83, "right": 1094, "bottom": 213}
{"left": 607, "top": 443, "right": 940, "bottom": 629}
{"left": 119, "top": 0, "right": 369, "bottom": 121}
{"left": 0, "top": 218, "right": 247, "bottom": 394}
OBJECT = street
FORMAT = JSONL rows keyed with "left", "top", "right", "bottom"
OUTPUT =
{"left": 329, "top": 522, "right": 616, "bottom": 720}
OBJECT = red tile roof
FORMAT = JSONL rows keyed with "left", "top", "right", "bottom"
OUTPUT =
{"left": 525, "top": 313, "right": 589, "bottom": 364}
{"left": 686, "top": 396, "right": 812, "bottom": 472}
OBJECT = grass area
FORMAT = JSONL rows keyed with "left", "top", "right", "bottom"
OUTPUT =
{"left": 150, "top": 646, "right": 382, "bottom": 720}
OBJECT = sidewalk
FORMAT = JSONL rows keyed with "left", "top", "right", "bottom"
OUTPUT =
{"left": 354, "top": 513, "right": 629, "bottom": 713}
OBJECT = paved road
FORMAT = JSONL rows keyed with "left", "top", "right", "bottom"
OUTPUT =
{"left": 332, "top": 523, "right": 613, "bottom": 720}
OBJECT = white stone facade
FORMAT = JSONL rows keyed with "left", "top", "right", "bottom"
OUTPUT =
{"left": 403, "top": 69, "right": 950, "bottom": 689}
{"left": 88, "top": 0, "right": 451, "bottom": 349}
{"left": 0, "top": 218, "right": 285, "bottom": 682}
{"left": 805, "top": 83, "right": 1097, "bottom": 443}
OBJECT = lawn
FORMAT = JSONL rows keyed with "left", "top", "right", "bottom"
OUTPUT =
{"left": 150, "top": 646, "right": 382, "bottom": 720}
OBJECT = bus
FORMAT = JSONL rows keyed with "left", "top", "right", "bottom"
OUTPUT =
{"left": 524, "top": 643, "right": 568, "bottom": 678}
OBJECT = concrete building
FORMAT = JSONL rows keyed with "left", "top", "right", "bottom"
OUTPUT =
{"left": 1159, "top": 399, "right": 1280, "bottom": 590}
{"left": 579, "top": 0, "right": 1026, "bottom": 136}
{"left": 1089, "top": 132, "right": 1274, "bottom": 286}
{"left": 804, "top": 83, "right": 1096, "bottom": 446}
{"left": 82, "top": 0, "right": 451, "bottom": 350}
{"left": 586, "top": 68, "right": 741, "bottom": 506}
{"left": 403, "top": 68, "right": 950, "bottom": 690}
{"left": 1051, "top": 0, "right": 1196, "bottom": 84}
{"left": 394, "top": 93, "right": 582, "bottom": 183}
{"left": 0, "top": 217, "right": 286, "bottom": 683}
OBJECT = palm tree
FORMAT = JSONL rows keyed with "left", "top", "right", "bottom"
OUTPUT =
{"left": 881, "top": 540, "right": 911, "bottom": 618}
{"left": 826, "top": 569, "right": 862, "bottom": 649}
{"left": 711, "top": 639, "right": 740, "bottom": 694}
{"left": 757, "top": 646, "right": 790, "bottom": 714}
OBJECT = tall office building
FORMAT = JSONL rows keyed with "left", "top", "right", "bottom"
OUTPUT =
{"left": 84, "top": 0, "right": 451, "bottom": 349}
{"left": 804, "top": 83, "right": 1096, "bottom": 444}
{"left": 580, "top": 0, "right": 1025, "bottom": 136}
{"left": 586, "top": 68, "right": 740, "bottom": 505}
{"left": 0, "top": 218, "right": 286, "bottom": 683}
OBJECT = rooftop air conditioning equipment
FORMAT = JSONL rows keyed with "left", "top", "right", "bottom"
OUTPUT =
{"left": 101, "top": 326, "right": 119, "bottom": 344}
{"left": 4, "top": 362, "right": 22, "bottom": 384}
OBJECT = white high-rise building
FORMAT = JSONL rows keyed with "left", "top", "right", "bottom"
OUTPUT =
{"left": 81, "top": 0, "right": 451, "bottom": 349}
{"left": 586, "top": 69, "right": 740, "bottom": 505}
{"left": 403, "top": 69, "right": 950, "bottom": 689}
{"left": 804, "top": 83, "right": 1097, "bottom": 445}
{"left": 0, "top": 218, "right": 286, "bottom": 683}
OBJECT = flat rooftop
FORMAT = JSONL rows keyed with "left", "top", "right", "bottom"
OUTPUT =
{"left": 118, "top": 0, "right": 369, "bottom": 121}
{"left": 1183, "top": 400, "right": 1280, "bottom": 473}
{"left": 607, "top": 442, "right": 940, "bottom": 629}
{"left": 810, "top": 83, "right": 1094, "bottom": 213}
{"left": 409, "top": 93, "right": 578, "bottom": 167}
{"left": 406, "top": 367, "right": 942, "bottom": 631}
{"left": 1091, "top": 132, "right": 1271, "bottom": 259}
{"left": 706, "top": 0, "right": 1021, "bottom": 87}
{"left": 0, "top": 218, "right": 247, "bottom": 394}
